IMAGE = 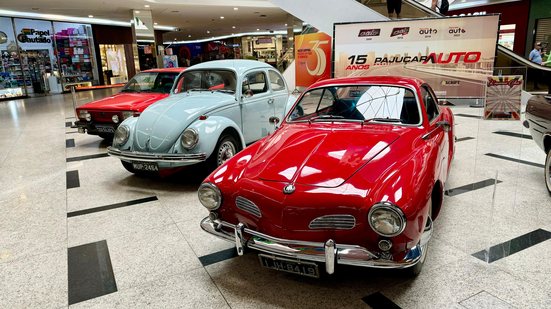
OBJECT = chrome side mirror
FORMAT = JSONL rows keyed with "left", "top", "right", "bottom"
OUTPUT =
{"left": 437, "top": 120, "right": 451, "bottom": 132}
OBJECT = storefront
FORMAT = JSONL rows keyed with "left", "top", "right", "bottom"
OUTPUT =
{"left": 241, "top": 35, "right": 283, "bottom": 66}
{"left": 0, "top": 16, "right": 100, "bottom": 98}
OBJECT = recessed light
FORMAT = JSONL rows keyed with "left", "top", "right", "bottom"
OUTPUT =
{"left": 188, "top": 34, "right": 191, "bottom": 37}
{"left": 233, "top": 7, "right": 238, "bottom": 10}
{"left": 256, "top": 29, "right": 260, "bottom": 31}
{"left": 207, "top": 30, "right": 210, "bottom": 34}
{"left": 31, "top": 7, "right": 39, "bottom": 11}
{"left": 232, "top": 26, "right": 236, "bottom": 29}
{"left": 154, "top": 22, "right": 158, "bottom": 25}
{"left": 220, "top": 16, "right": 224, "bottom": 19}
{"left": 88, "top": 15, "right": 94, "bottom": 18}
{"left": 260, "top": 14, "right": 267, "bottom": 17}
{"left": 174, "top": 38, "right": 177, "bottom": 41}
{"left": 285, "top": 23, "right": 288, "bottom": 26}
{"left": 144, "top": 4, "right": 150, "bottom": 8}
{"left": 135, "top": 10, "right": 140, "bottom": 13}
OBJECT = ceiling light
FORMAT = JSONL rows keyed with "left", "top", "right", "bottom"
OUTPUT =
{"left": 234, "top": 7, "right": 238, "bottom": 10}
{"left": 88, "top": 15, "right": 94, "bottom": 18}
{"left": 206, "top": 30, "right": 210, "bottom": 34}
{"left": 144, "top": 4, "right": 150, "bottom": 8}
{"left": 154, "top": 22, "right": 158, "bottom": 25}
{"left": 256, "top": 29, "right": 260, "bottom": 31}
{"left": 232, "top": 26, "right": 236, "bottom": 29}
{"left": 135, "top": 10, "right": 141, "bottom": 13}
{"left": 220, "top": 16, "right": 224, "bottom": 19}
{"left": 188, "top": 34, "right": 191, "bottom": 37}
{"left": 285, "top": 23, "right": 288, "bottom": 26}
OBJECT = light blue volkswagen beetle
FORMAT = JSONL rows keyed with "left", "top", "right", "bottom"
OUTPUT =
{"left": 107, "top": 60, "right": 290, "bottom": 174}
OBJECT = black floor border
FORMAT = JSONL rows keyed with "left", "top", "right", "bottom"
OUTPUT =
{"left": 472, "top": 229, "right": 551, "bottom": 263}
{"left": 362, "top": 292, "right": 402, "bottom": 309}
{"left": 68, "top": 240, "right": 117, "bottom": 305}
{"left": 66, "top": 170, "right": 80, "bottom": 189}
{"left": 65, "top": 121, "right": 73, "bottom": 128}
{"left": 445, "top": 178, "right": 502, "bottom": 197}
{"left": 493, "top": 131, "right": 532, "bottom": 140}
{"left": 456, "top": 137, "right": 475, "bottom": 142}
{"left": 485, "top": 153, "right": 545, "bottom": 168}
{"left": 454, "top": 113, "right": 480, "bottom": 119}
{"left": 198, "top": 247, "right": 239, "bottom": 267}
{"left": 67, "top": 153, "right": 109, "bottom": 162}
{"left": 67, "top": 196, "right": 158, "bottom": 218}
{"left": 66, "top": 139, "right": 75, "bottom": 148}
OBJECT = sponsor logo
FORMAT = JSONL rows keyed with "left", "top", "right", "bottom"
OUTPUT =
{"left": 449, "top": 27, "right": 466, "bottom": 37}
{"left": 373, "top": 51, "right": 481, "bottom": 65}
{"left": 419, "top": 28, "right": 438, "bottom": 35}
{"left": 442, "top": 80, "right": 460, "bottom": 86}
{"left": 487, "top": 77, "right": 522, "bottom": 88}
{"left": 390, "top": 27, "right": 410, "bottom": 37}
{"left": 17, "top": 28, "right": 51, "bottom": 43}
{"left": 358, "top": 29, "right": 380, "bottom": 37}
{"left": 345, "top": 64, "right": 370, "bottom": 70}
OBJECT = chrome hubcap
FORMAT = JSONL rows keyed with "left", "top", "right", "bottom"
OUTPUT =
{"left": 217, "top": 141, "right": 236, "bottom": 166}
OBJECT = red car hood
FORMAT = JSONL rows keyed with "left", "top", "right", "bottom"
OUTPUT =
{"left": 245, "top": 123, "right": 401, "bottom": 188}
{"left": 78, "top": 92, "right": 168, "bottom": 112}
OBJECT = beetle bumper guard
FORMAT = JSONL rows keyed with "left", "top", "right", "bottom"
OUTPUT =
{"left": 200, "top": 216, "right": 432, "bottom": 275}
{"left": 107, "top": 147, "right": 207, "bottom": 163}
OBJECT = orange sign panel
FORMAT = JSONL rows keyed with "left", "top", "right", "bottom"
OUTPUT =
{"left": 295, "top": 32, "right": 332, "bottom": 88}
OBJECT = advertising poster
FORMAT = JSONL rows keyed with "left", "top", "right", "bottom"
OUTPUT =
{"left": 484, "top": 75, "right": 522, "bottom": 120}
{"left": 163, "top": 55, "right": 178, "bottom": 68}
{"left": 333, "top": 15, "right": 500, "bottom": 98}
{"left": 295, "top": 32, "right": 332, "bottom": 88}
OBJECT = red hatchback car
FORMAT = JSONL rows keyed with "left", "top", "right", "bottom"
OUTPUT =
{"left": 74, "top": 67, "right": 185, "bottom": 139}
{"left": 198, "top": 76, "right": 455, "bottom": 277}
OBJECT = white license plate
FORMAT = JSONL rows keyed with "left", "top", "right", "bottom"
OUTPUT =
{"left": 132, "top": 162, "right": 158, "bottom": 172}
{"left": 258, "top": 254, "right": 319, "bottom": 278}
{"left": 96, "top": 125, "right": 115, "bottom": 133}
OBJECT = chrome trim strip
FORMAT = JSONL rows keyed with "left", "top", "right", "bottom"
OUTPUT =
{"left": 107, "top": 147, "right": 206, "bottom": 163}
{"left": 200, "top": 217, "right": 432, "bottom": 273}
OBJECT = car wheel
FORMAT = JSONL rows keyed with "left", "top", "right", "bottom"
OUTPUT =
{"left": 98, "top": 133, "right": 113, "bottom": 140}
{"left": 407, "top": 197, "right": 432, "bottom": 276}
{"left": 212, "top": 135, "right": 239, "bottom": 168}
{"left": 545, "top": 150, "right": 551, "bottom": 195}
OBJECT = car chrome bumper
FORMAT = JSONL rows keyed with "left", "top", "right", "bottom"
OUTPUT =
{"left": 200, "top": 217, "right": 431, "bottom": 274}
{"left": 107, "top": 147, "right": 207, "bottom": 163}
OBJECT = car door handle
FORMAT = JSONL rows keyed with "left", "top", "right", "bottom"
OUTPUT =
{"left": 268, "top": 99, "right": 274, "bottom": 104}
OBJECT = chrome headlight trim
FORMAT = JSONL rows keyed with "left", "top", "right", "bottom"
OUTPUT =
{"left": 181, "top": 128, "right": 199, "bottom": 150}
{"left": 198, "top": 182, "right": 222, "bottom": 210}
{"left": 368, "top": 201, "right": 407, "bottom": 237}
{"left": 113, "top": 125, "right": 130, "bottom": 146}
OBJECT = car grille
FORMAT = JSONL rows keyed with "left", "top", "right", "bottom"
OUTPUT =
{"left": 309, "top": 215, "right": 356, "bottom": 230}
{"left": 90, "top": 111, "right": 120, "bottom": 122}
{"left": 235, "top": 196, "right": 262, "bottom": 218}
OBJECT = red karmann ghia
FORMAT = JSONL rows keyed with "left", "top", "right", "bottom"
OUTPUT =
{"left": 198, "top": 76, "right": 455, "bottom": 277}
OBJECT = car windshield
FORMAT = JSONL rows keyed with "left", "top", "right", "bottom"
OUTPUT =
{"left": 177, "top": 70, "right": 237, "bottom": 94}
{"left": 287, "top": 85, "right": 421, "bottom": 125}
{"left": 121, "top": 72, "right": 178, "bottom": 94}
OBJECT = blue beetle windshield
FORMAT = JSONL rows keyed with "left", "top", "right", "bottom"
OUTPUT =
{"left": 178, "top": 70, "right": 237, "bottom": 94}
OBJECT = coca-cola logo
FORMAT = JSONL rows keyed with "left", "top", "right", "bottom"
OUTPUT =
{"left": 390, "top": 27, "right": 410, "bottom": 37}
{"left": 358, "top": 29, "right": 380, "bottom": 37}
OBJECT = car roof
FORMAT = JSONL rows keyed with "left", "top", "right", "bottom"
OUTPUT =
{"left": 186, "top": 59, "right": 274, "bottom": 75}
{"left": 142, "top": 67, "right": 187, "bottom": 73}
{"left": 309, "top": 76, "right": 425, "bottom": 90}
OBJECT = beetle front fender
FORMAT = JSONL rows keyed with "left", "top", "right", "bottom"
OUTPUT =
{"left": 186, "top": 116, "right": 245, "bottom": 158}
{"left": 113, "top": 116, "right": 138, "bottom": 149}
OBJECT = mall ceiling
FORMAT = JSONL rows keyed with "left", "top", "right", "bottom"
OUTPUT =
{"left": 0, "top": 0, "right": 300, "bottom": 42}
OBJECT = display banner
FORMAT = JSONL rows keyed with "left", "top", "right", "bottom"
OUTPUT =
{"left": 484, "top": 75, "right": 522, "bottom": 120}
{"left": 333, "top": 15, "right": 500, "bottom": 98}
{"left": 295, "top": 32, "right": 332, "bottom": 88}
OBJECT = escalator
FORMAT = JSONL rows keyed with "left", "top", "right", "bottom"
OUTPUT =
{"left": 359, "top": 0, "right": 551, "bottom": 93}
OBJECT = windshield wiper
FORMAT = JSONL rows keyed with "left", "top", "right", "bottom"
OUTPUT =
{"left": 364, "top": 117, "right": 402, "bottom": 123}
{"left": 188, "top": 88, "right": 209, "bottom": 92}
{"left": 309, "top": 115, "right": 344, "bottom": 122}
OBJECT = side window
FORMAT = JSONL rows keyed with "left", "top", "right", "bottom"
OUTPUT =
{"left": 173, "top": 75, "right": 184, "bottom": 94}
{"left": 242, "top": 71, "right": 268, "bottom": 96}
{"left": 268, "top": 70, "right": 285, "bottom": 91}
{"left": 421, "top": 85, "right": 439, "bottom": 122}
{"left": 288, "top": 88, "right": 335, "bottom": 121}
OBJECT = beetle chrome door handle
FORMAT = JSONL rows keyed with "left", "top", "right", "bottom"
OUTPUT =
{"left": 268, "top": 98, "right": 274, "bottom": 104}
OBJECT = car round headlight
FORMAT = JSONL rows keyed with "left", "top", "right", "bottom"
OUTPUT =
{"left": 181, "top": 128, "right": 199, "bottom": 149}
{"left": 198, "top": 183, "right": 222, "bottom": 210}
{"left": 113, "top": 125, "right": 130, "bottom": 146}
{"left": 368, "top": 202, "right": 406, "bottom": 237}
{"left": 85, "top": 113, "right": 92, "bottom": 121}
{"left": 112, "top": 115, "right": 119, "bottom": 123}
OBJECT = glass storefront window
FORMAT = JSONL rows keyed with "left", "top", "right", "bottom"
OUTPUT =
{"left": 0, "top": 17, "right": 25, "bottom": 98}
{"left": 53, "top": 22, "right": 99, "bottom": 91}
{"left": 99, "top": 44, "right": 128, "bottom": 85}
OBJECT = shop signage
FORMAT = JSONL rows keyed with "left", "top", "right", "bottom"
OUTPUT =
{"left": 294, "top": 32, "right": 331, "bottom": 88}
{"left": 17, "top": 28, "right": 52, "bottom": 43}
{"left": 333, "top": 15, "right": 500, "bottom": 98}
{"left": 484, "top": 75, "right": 522, "bottom": 120}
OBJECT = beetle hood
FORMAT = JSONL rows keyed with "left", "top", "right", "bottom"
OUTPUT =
{"left": 245, "top": 123, "right": 401, "bottom": 188}
{"left": 132, "top": 92, "right": 235, "bottom": 152}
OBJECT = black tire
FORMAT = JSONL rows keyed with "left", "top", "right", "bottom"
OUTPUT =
{"left": 98, "top": 133, "right": 114, "bottom": 140}
{"left": 545, "top": 150, "right": 551, "bottom": 196}
{"left": 209, "top": 134, "right": 240, "bottom": 169}
{"left": 406, "top": 196, "right": 432, "bottom": 276}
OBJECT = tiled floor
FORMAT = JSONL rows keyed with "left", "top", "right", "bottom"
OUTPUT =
{"left": 1, "top": 90, "right": 550, "bottom": 308}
